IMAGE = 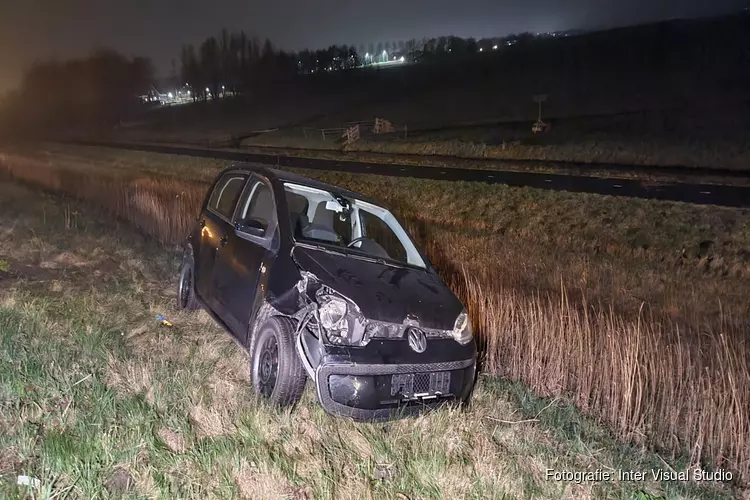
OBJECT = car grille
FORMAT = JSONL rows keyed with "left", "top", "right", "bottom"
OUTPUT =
{"left": 364, "top": 320, "right": 453, "bottom": 340}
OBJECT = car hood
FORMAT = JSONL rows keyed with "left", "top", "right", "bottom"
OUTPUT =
{"left": 292, "top": 245, "right": 463, "bottom": 330}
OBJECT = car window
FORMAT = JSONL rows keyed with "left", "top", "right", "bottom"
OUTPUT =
{"left": 239, "top": 181, "right": 276, "bottom": 229}
{"left": 283, "top": 182, "right": 426, "bottom": 268}
{"left": 208, "top": 173, "right": 248, "bottom": 219}
{"left": 360, "top": 210, "right": 408, "bottom": 263}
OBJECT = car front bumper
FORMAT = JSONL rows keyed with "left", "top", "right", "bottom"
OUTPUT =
{"left": 313, "top": 339, "right": 477, "bottom": 421}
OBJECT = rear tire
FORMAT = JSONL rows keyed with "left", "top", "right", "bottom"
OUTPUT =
{"left": 249, "top": 317, "right": 307, "bottom": 407}
{"left": 177, "top": 248, "right": 200, "bottom": 311}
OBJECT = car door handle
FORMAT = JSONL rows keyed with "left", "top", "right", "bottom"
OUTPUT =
{"left": 219, "top": 236, "right": 228, "bottom": 247}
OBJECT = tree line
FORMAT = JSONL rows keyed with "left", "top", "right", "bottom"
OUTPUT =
{"left": 0, "top": 27, "right": 560, "bottom": 131}
{"left": 174, "top": 30, "right": 548, "bottom": 101}
{"left": 1, "top": 49, "right": 154, "bottom": 133}
{"left": 176, "top": 29, "right": 366, "bottom": 100}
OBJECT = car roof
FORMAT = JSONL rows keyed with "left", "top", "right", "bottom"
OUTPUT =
{"left": 221, "top": 162, "right": 381, "bottom": 205}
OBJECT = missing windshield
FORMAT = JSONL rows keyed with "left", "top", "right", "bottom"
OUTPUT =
{"left": 284, "top": 182, "right": 426, "bottom": 269}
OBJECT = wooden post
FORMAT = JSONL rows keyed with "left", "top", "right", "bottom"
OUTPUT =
{"left": 532, "top": 94, "right": 549, "bottom": 134}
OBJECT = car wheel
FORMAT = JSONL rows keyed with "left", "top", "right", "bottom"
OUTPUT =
{"left": 249, "top": 317, "right": 307, "bottom": 407}
{"left": 177, "top": 249, "right": 200, "bottom": 311}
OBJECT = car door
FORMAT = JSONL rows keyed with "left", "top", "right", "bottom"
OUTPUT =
{"left": 195, "top": 172, "right": 249, "bottom": 312}
{"left": 212, "top": 175, "right": 279, "bottom": 340}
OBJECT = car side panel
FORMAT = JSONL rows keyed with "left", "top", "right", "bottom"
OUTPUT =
{"left": 212, "top": 231, "right": 269, "bottom": 339}
{"left": 195, "top": 209, "right": 231, "bottom": 312}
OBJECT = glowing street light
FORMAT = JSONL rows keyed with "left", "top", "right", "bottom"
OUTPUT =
{"left": 167, "top": 92, "right": 173, "bottom": 99}
{"left": 479, "top": 47, "right": 483, "bottom": 52}
{"left": 400, "top": 56, "right": 405, "bottom": 62}
{"left": 493, "top": 45, "right": 498, "bottom": 50}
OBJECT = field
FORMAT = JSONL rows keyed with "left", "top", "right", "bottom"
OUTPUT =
{"left": 98, "top": 14, "right": 750, "bottom": 176}
{"left": 240, "top": 103, "right": 750, "bottom": 174}
{"left": 3, "top": 158, "right": 743, "bottom": 499}
{"left": 0, "top": 143, "right": 748, "bottom": 499}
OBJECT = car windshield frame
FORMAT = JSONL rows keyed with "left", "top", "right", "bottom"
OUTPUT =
{"left": 283, "top": 182, "right": 427, "bottom": 269}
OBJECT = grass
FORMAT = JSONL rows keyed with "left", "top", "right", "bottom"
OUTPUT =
{"left": 108, "top": 70, "right": 750, "bottom": 175}
{"left": 238, "top": 133, "right": 744, "bottom": 185}
{"left": 0, "top": 144, "right": 749, "bottom": 493}
{"left": 0, "top": 180, "right": 734, "bottom": 499}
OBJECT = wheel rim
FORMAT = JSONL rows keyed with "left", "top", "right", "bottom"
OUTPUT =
{"left": 256, "top": 334, "right": 279, "bottom": 398}
{"left": 178, "top": 265, "right": 192, "bottom": 308}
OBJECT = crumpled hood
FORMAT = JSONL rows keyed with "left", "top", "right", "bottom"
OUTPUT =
{"left": 292, "top": 245, "right": 463, "bottom": 330}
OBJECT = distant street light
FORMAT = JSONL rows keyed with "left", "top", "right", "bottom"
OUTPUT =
{"left": 479, "top": 47, "right": 483, "bottom": 52}
{"left": 167, "top": 92, "right": 173, "bottom": 99}
{"left": 493, "top": 45, "right": 498, "bottom": 49}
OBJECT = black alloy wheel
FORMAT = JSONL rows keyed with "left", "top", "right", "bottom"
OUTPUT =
{"left": 257, "top": 335, "right": 279, "bottom": 397}
{"left": 249, "top": 317, "right": 307, "bottom": 406}
{"left": 177, "top": 248, "right": 200, "bottom": 311}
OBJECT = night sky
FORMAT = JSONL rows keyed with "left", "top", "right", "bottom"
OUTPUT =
{"left": 0, "top": 0, "right": 743, "bottom": 94}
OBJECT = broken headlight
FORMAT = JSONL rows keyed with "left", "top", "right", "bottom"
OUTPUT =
{"left": 451, "top": 309, "right": 473, "bottom": 345}
{"left": 316, "top": 289, "right": 369, "bottom": 346}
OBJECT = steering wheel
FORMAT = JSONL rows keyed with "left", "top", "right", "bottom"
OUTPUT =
{"left": 347, "top": 237, "right": 369, "bottom": 248}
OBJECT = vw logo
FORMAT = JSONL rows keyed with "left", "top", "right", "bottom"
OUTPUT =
{"left": 407, "top": 327, "right": 427, "bottom": 353}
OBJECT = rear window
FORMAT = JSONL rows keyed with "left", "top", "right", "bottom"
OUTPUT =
{"left": 208, "top": 174, "right": 247, "bottom": 219}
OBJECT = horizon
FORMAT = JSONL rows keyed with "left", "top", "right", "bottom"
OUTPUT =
{"left": 0, "top": 0, "right": 743, "bottom": 96}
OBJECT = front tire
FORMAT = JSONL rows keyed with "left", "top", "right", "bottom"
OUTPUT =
{"left": 177, "top": 248, "right": 200, "bottom": 311}
{"left": 249, "top": 317, "right": 307, "bottom": 407}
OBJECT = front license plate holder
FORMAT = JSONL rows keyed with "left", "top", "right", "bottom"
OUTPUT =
{"left": 391, "top": 371, "right": 451, "bottom": 398}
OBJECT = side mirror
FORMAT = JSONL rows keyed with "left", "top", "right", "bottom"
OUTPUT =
{"left": 235, "top": 218, "right": 266, "bottom": 237}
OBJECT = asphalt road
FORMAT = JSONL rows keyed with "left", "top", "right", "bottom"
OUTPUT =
{"left": 82, "top": 141, "right": 750, "bottom": 208}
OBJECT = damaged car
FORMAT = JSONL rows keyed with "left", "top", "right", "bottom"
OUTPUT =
{"left": 177, "top": 164, "right": 477, "bottom": 420}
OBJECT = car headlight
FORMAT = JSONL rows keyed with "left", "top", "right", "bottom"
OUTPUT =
{"left": 316, "top": 290, "right": 369, "bottom": 346}
{"left": 451, "top": 309, "right": 473, "bottom": 345}
{"left": 319, "top": 296, "right": 348, "bottom": 332}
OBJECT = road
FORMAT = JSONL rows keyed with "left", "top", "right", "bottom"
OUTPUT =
{"left": 80, "top": 141, "right": 750, "bottom": 208}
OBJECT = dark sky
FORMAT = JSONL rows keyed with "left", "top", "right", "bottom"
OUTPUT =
{"left": 0, "top": 0, "right": 742, "bottom": 94}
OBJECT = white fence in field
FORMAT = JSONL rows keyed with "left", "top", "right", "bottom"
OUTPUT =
{"left": 302, "top": 117, "right": 407, "bottom": 144}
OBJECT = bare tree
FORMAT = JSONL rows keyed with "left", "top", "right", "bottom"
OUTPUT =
{"left": 199, "top": 36, "right": 220, "bottom": 98}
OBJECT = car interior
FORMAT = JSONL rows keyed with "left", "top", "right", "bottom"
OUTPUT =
{"left": 285, "top": 187, "right": 395, "bottom": 261}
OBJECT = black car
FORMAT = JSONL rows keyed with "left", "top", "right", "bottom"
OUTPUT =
{"left": 177, "top": 164, "right": 477, "bottom": 420}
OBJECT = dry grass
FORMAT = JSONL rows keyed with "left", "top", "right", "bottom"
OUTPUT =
{"left": 457, "top": 273, "right": 750, "bottom": 482}
{"left": 343, "top": 135, "right": 750, "bottom": 172}
{"left": 0, "top": 145, "right": 749, "bottom": 489}
{"left": 0, "top": 153, "right": 205, "bottom": 245}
